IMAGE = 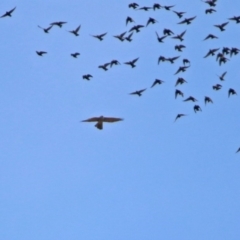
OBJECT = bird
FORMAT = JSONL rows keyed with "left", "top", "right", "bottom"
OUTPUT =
{"left": 236, "top": 147, "right": 240, "bottom": 153}
{"left": 218, "top": 56, "right": 229, "bottom": 66}
{"left": 164, "top": 5, "right": 175, "bottom": 10}
{"left": 125, "top": 32, "right": 134, "bottom": 42}
{"left": 214, "top": 22, "right": 229, "bottom": 31}
{"left": 175, "top": 45, "right": 186, "bottom": 51}
{"left": 129, "top": 25, "right": 144, "bottom": 33}
{"left": 113, "top": 31, "right": 127, "bottom": 41}
{"left": 124, "top": 57, "right": 139, "bottom": 68}
{"left": 175, "top": 89, "right": 184, "bottom": 98}
{"left": 174, "top": 65, "right": 189, "bottom": 75}
{"left": 163, "top": 28, "right": 174, "bottom": 36}
{"left": 203, "top": 34, "right": 218, "bottom": 40}
{"left": 178, "top": 16, "right": 196, "bottom": 25}
{"left": 166, "top": 56, "right": 180, "bottom": 64}
{"left": 184, "top": 96, "right": 197, "bottom": 102}
{"left": 38, "top": 25, "right": 53, "bottom": 33}
{"left": 205, "top": 8, "right": 216, "bottom": 14}
{"left": 126, "top": 16, "right": 135, "bottom": 25}
{"left": 155, "top": 32, "right": 167, "bottom": 43}
{"left": 98, "top": 63, "right": 110, "bottom": 71}
{"left": 158, "top": 56, "right": 167, "bottom": 64}
{"left": 130, "top": 89, "right": 146, "bottom": 96}
{"left": 109, "top": 60, "right": 121, "bottom": 67}
{"left": 173, "top": 11, "right": 186, "bottom": 18}
{"left": 194, "top": 105, "right": 202, "bottom": 113}
{"left": 228, "top": 88, "right": 237, "bottom": 97}
{"left": 202, "top": 0, "right": 217, "bottom": 7}
{"left": 82, "top": 74, "right": 93, "bottom": 80}
{"left": 217, "top": 71, "right": 227, "bottom": 81}
{"left": 183, "top": 58, "right": 190, "bottom": 65}
{"left": 204, "top": 48, "right": 219, "bottom": 58}
{"left": 212, "top": 84, "right": 222, "bottom": 90}
{"left": 204, "top": 96, "right": 213, "bottom": 105}
{"left": 222, "top": 47, "right": 230, "bottom": 55}
{"left": 0, "top": 7, "right": 16, "bottom": 18}
{"left": 81, "top": 116, "right": 123, "bottom": 130}
{"left": 91, "top": 32, "right": 107, "bottom": 41}
{"left": 153, "top": 3, "right": 162, "bottom": 10}
{"left": 151, "top": 79, "right": 164, "bottom": 88}
{"left": 172, "top": 30, "right": 187, "bottom": 41}
{"left": 50, "top": 21, "right": 67, "bottom": 28}
{"left": 228, "top": 16, "right": 240, "bottom": 24}
{"left": 138, "top": 6, "right": 152, "bottom": 11}
{"left": 146, "top": 17, "right": 158, "bottom": 26}
{"left": 230, "top": 47, "right": 240, "bottom": 57}
{"left": 174, "top": 114, "right": 187, "bottom": 122}
{"left": 129, "top": 3, "right": 139, "bottom": 9}
{"left": 71, "top": 52, "right": 80, "bottom": 58}
{"left": 36, "top": 51, "right": 47, "bottom": 56}
{"left": 175, "top": 77, "right": 187, "bottom": 86}
{"left": 68, "top": 25, "right": 81, "bottom": 36}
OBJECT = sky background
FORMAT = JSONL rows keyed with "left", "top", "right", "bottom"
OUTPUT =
{"left": 0, "top": 0, "right": 240, "bottom": 239}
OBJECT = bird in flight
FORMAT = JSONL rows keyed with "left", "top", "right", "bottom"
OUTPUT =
{"left": 81, "top": 116, "right": 123, "bottom": 130}
{"left": 203, "top": 34, "right": 218, "bottom": 40}
{"left": 173, "top": 11, "right": 186, "bottom": 18}
{"left": 178, "top": 16, "right": 196, "bottom": 25}
{"left": 164, "top": 5, "right": 175, "bottom": 10}
{"left": 174, "top": 114, "right": 187, "bottom": 122}
{"left": 228, "top": 88, "right": 237, "bottom": 97}
{"left": 124, "top": 57, "right": 139, "bottom": 68}
{"left": 175, "top": 77, "right": 187, "bottom": 86}
{"left": 155, "top": 32, "right": 167, "bottom": 43}
{"left": 138, "top": 6, "right": 152, "bottom": 11}
{"left": 174, "top": 65, "right": 189, "bottom": 75}
{"left": 212, "top": 84, "right": 222, "bottom": 90}
{"left": 129, "top": 25, "right": 144, "bottom": 33}
{"left": 172, "top": 30, "right": 187, "bottom": 41}
{"left": 214, "top": 22, "right": 229, "bottom": 31}
{"left": 91, "top": 32, "right": 107, "bottom": 41}
{"left": 228, "top": 16, "right": 240, "bottom": 24}
{"left": 153, "top": 3, "right": 162, "bottom": 10}
{"left": 50, "top": 21, "right": 67, "bottom": 28}
{"left": 175, "top": 89, "right": 184, "bottom": 98}
{"left": 0, "top": 7, "right": 16, "bottom": 18}
{"left": 113, "top": 31, "right": 127, "bottom": 41}
{"left": 130, "top": 89, "right": 146, "bottom": 96}
{"left": 38, "top": 25, "right": 53, "bottom": 33}
{"left": 217, "top": 71, "right": 227, "bottom": 81}
{"left": 68, "top": 25, "right": 81, "bottom": 36}
{"left": 204, "top": 96, "right": 213, "bottom": 105}
{"left": 184, "top": 96, "right": 197, "bottom": 102}
{"left": 129, "top": 3, "right": 139, "bottom": 9}
{"left": 126, "top": 16, "right": 135, "bottom": 25}
{"left": 194, "top": 105, "right": 202, "bottom": 113}
{"left": 36, "top": 51, "right": 47, "bottom": 56}
{"left": 125, "top": 32, "right": 134, "bottom": 42}
{"left": 146, "top": 17, "right": 158, "bottom": 26}
{"left": 236, "top": 147, "right": 240, "bottom": 153}
{"left": 204, "top": 48, "right": 219, "bottom": 58}
{"left": 175, "top": 44, "right": 186, "bottom": 51}
{"left": 151, "top": 79, "right": 164, "bottom": 88}
{"left": 98, "top": 63, "right": 110, "bottom": 71}
{"left": 166, "top": 56, "right": 180, "bottom": 64}
{"left": 71, "top": 52, "right": 80, "bottom": 58}
{"left": 82, "top": 74, "right": 93, "bottom": 80}
{"left": 163, "top": 28, "right": 174, "bottom": 36}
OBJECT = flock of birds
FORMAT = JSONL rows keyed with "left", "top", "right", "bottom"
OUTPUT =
{"left": 1, "top": 1, "right": 240, "bottom": 153}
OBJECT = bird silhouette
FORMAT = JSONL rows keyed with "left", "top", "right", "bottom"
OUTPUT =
{"left": 82, "top": 116, "right": 123, "bottom": 130}
{"left": 203, "top": 34, "right": 218, "bottom": 40}
{"left": 126, "top": 16, "right": 135, "bottom": 25}
{"left": 228, "top": 16, "right": 240, "bottom": 24}
{"left": 158, "top": 56, "right": 167, "bottom": 64}
{"left": 212, "top": 84, "right": 222, "bottom": 90}
{"left": 194, "top": 105, "right": 202, "bottom": 113}
{"left": 98, "top": 63, "right": 110, "bottom": 71}
{"left": 0, "top": 7, "right": 16, "bottom": 18}
{"left": 178, "top": 16, "right": 196, "bottom": 25}
{"left": 124, "top": 57, "right": 139, "bottom": 68}
{"left": 163, "top": 28, "right": 174, "bottom": 35}
{"left": 217, "top": 71, "right": 227, "bottom": 81}
{"left": 146, "top": 17, "right": 158, "bottom": 26}
{"left": 50, "top": 21, "right": 67, "bottom": 28}
{"left": 91, "top": 32, "right": 107, "bottom": 41}
{"left": 138, "top": 6, "right": 152, "bottom": 11}
{"left": 205, "top": 8, "right": 216, "bottom": 14}
{"left": 202, "top": 0, "right": 217, "bottom": 7}
{"left": 172, "top": 30, "right": 187, "bottom": 41}
{"left": 129, "top": 3, "right": 139, "bottom": 9}
{"left": 71, "top": 52, "right": 80, "bottom": 58}
{"left": 183, "top": 58, "right": 190, "bottom": 65}
{"left": 153, "top": 3, "right": 162, "bottom": 10}
{"left": 82, "top": 74, "right": 93, "bottom": 80}
{"left": 129, "top": 25, "right": 144, "bottom": 33}
{"left": 214, "top": 22, "right": 229, "bottom": 31}
{"left": 155, "top": 32, "right": 167, "bottom": 43}
{"left": 125, "top": 32, "right": 134, "bottom": 42}
{"left": 68, "top": 25, "right": 81, "bottom": 36}
{"left": 204, "top": 48, "right": 219, "bottom": 58}
{"left": 175, "top": 77, "right": 187, "bottom": 86}
{"left": 230, "top": 47, "right": 240, "bottom": 57}
{"left": 175, "top": 44, "right": 186, "bottom": 51}
{"left": 173, "top": 11, "right": 186, "bottom": 18}
{"left": 175, "top": 89, "right": 184, "bottom": 98}
{"left": 38, "top": 25, "right": 53, "bottom": 33}
{"left": 184, "top": 96, "right": 197, "bottom": 102}
{"left": 113, "top": 31, "right": 127, "bottom": 41}
{"left": 167, "top": 56, "right": 180, "bottom": 64}
{"left": 228, "top": 88, "right": 237, "bottom": 97}
{"left": 130, "top": 89, "right": 146, "bottom": 96}
{"left": 36, "top": 51, "right": 47, "bottom": 56}
{"left": 204, "top": 96, "right": 213, "bottom": 105}
{"left": 174, "top": 65, "right": 189, "bottom": 75}
{"left": 151, "top": 79, "right": 164, "bottom": 88}
{"left": 174, "top": 114, "right": 187, "bottom": 122}
{"left": 110, "top": 60, "right": 121, "bottom": 67}
{"left": 164, "top": 5, "right": 175, "bottom": 10}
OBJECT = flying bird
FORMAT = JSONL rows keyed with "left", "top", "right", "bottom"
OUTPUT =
{"left": 204, "top": 48, "right": 219, "bottom": 58}
{"left": 175, "top": 89, "right": 184, "bottom": 98}
{"left": 214, "top": 22, "right": 229, "bottom": 31}
{"left": 228, "top": 88, "right": 237, "bottom": 97}
{"left": 81, "top": 116, "right": 123, "bottom": 130}
{"left": 110, "top": 60, "right": 121, "bottom": 67}
{"left": 203, "top": 34, "right": 218, "bottom": 40}
{"left": 183, "top": 58, "right": 190, "bottom": 65}
{"left": 177, "top": 16, "right": 196, "bottom": 25}
{"left": 71, "top": 52, "right": 80, "bottom": 58}
{"left": 155, "top": 32, "right": 167, "bottom": 43}
{"left": 151, "top": 79, "right": 164, "bottom": 88}
{"left": 166, "top": 56, "right": 180, "bottom": 64}
{"left": 126, "top": 16, "right": 135, "bottom": 25}
{"left": 194, "top": 105, "right": 202, "bottom": 113}
{"left": 173, "top": 11, "right": 186, "bottom": 18}
{"left": 174, "top": 114, "right": 187, "bottom": 122}
{"left": 129, "top": 3, "right": 139, "bottom": 9}
{"left": 174, "top": 65, "right": 189, "bottom": 75}
{"left": 175, "top": 44, "right": 186, "bottom": 51}
{"left": 164, "top": 5, "right": 175, "bottom": 10}
{"left": 228, "top": 16, "right": 240, "bottom": 23}
{"left": 91, "top": 32, "right": 107, "bottom": 41}
{"left": 205, "top": 8, "right": 216, "bottom": 14}
{"left": 163, "top": 28, "right": 174, "bottom": 35}
{"left": 153, "top": 3, "right": 162, "bottom": 10}
{"left": 146, "top": 17, "right": 158, "bottom": 26}
{"left": 50, "top": 21, "right": 67, "bottom": 28}
{"left": 38, "top": 25, "right": 53, "bottom": 33}
{"left": 125, "top": 32, "right": 134, "bottom": 42}
{"left": 129, "top": 25, "right": 144, "bottom": 33}
{"left": 212, "top": 84, "right": 222, "bottom": 90}
{"left": 138, "top": 6, "right": 152, "bottom": 11}
{"left": 236, "top": 147, "right": 240, "bottom": 153}
{"left": 98, "top": 63, "right": 110, "bottom": 71}
{"left": 82, "top": 74, "right": 93, "bottom": 80}
{"left": 202, "top": 0, "right": 217, "bottom": 7}
{"left": 68, "top": 25, "right": 81, "bottom": 36}
{"left": 172, "top": 30, "right": 187, "bottom": 41}
{"left": 0, "top": 7, "right": 16, "bottom": 18}
{"left": 230, "top": 47, "right": 240, "bottom": 57}
{"left": 217, "top": 71, "right": 227, "bottom": 81}
{"left": 184, "top": 96, "right": 197, "bottom": 102}
{"left": 113, "top": 31, "right": 127, "bottom": 41}
{"left": 130, "top": 89, "right": 146, "bottom": 96}
{"left": 175, "top": 77, "right": 187, "bottom": 86}
{"left": 158, "top": 56, "right": 167, "bottom": 64}
{"left": 124, "top": 57, "right": 139, "bottom": 68}
{"left": 204, "top": 96, "right": 213, "bottom": 105}
{"left": 36, "top": 51, "right": 47, "bottom": 56}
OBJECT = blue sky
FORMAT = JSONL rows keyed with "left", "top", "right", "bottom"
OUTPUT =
{"left": 0, "top": 0, "right": 240, "bottom": 239}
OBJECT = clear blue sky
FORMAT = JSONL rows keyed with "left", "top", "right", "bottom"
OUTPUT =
{"left": 1, "top": 1, "right": 240, "bottom": 239}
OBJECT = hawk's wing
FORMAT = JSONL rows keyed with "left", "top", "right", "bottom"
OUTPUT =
{"left": 102, "top": 117, "right": 123, "bottom": 123}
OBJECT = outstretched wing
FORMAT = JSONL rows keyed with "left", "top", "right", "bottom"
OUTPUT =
{"left": 82, "top": 117, "right": 100, "bottom": 122}
{"left": 102, "top": 117, "right": 123, "bottom": 123}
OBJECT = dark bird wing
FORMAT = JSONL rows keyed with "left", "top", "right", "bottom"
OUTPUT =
{"left": 102, "top": 117, "right": 123, "bottom": 123}
{"left": 0, "top": 7, "right": 16, "bottom": 18}
{"left": 82, "top": 117, "right": 100, "bottom": 122}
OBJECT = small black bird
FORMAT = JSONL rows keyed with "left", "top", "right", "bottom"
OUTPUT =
{"left": 36, "top": 51, "right": 47, "bottom": 56}
{"left": 202, "top": 0, "right": 217, "bottom": 7}
{"left": 146, "top": 17, "right": 158, "bottom": 26}
{"left": 205, "top": 96, "right": 213, "bottom": 105}
{"left": 110, "top": 60, "right": 121, "bottom": 67}
{"left": 68, "top": 25, "right": 81, "bottom": 36}
{"left": 50, "top": 21, "right": 67, "bottom": 28}
{"left": 203, "top": 34, "right": 218, "bottom": 40}
{"left": 0, "top": 7, "right": 16, "bottom": 18}
{"left": 129, "top": 25, "right": 144, "bottom": 33}
{"left": 91, "top": 32, "right": 107, "bottom": 41}
{"left": 183, "top": 58, "right": 190, "bottom": 65}
{"left": 38, "top": 25, "right": 53, "bottom": 33}
{"left": 174, "top": 114, "right": 187, "bottom": 122}
{"left": 214, "top": 22, "right": 229, "bottom": 31}
{"left": 175, "top": 45, "right": 186, "bottom": 51}
{"left": 124, "top": 57, "right": 139, "bottom": 68}
{"left": 173, "top": 11, "right": 186, "bottom": 18}
{"left": 155, "top": 32, "right": 167, "bottom": 43}
{"left": 175, "top": 77, "right": 187, "bottom": 86}
{"left": 82, "top": 74, "right": 93, "bottom": 80}
{"left": 178, "top": 16, "right": 196, "bottom": 25}
{"left": 129, "top": 3, "right": 139, "bottom": 9}
{"left": 164, "top": 5, "right": 175, "bottom": 10}
{"left": 204, "top": 48, "right": 219, "bottom": 58}
{"left": 228, "top": 16, "right": 240, "bottom": 24}
{"left": 175, "top": 89, "right": 184, "bottom": 98}
{"left": 218, "top": 56, "right": 229, "bottom": 66}
{"left": 194, "top": 105, "right": 202, "bottom": 113}
{"left": 167, "top": 56, "right": 180, "bottom": 64}
{"left": 163, "top": 28, "right": 174, "bottom": 36}
{"left": 151, "top": 79, "right": 164, "bottom": 88}
{"left": 172, "top": 30, "right": 187, "bottom": 41}
{"left": 205, "top": 8, "right": 216, "bottom": 14}
{"left": 71, "top": 52, "right": 80, "bottom": 58}
{"left": 130, "top": 89, "right": 146, "bottom": 96}
{"left": 184, "top": 96, "right": 197, "bottom": 102}
{"left": 228, "top": 88, "right": 237, "bottom": 97}
{"left": 174, "top": 65, "right": 189, "bottom": 75}
{"left": 138, "top": 6, "right": 152, "bottom": 11}
{"left": 126, "top": 16, "right": 135, "bottom": 25}
{"left": 212, "top": 84, "right": 222, "bottom": 90}
{"left": 158, "top": 56, "right": 167, "bottom": 64}
{"left": 230, "top": 47, "right": 240, "bottom": 57}
{"left": 98, "top": 63, "right": 110, "bottom": 71}
{"left": 125, "top": 32, "right": 134, "bottom": 42}
{"left": 217, "top": 71, "right": 227, "bottom": 81}
{"left": 153, "top": 3, "right": 162, "bottom": 10}
{"left": 113, "top": 31, "right": 127, "bottom": 41}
